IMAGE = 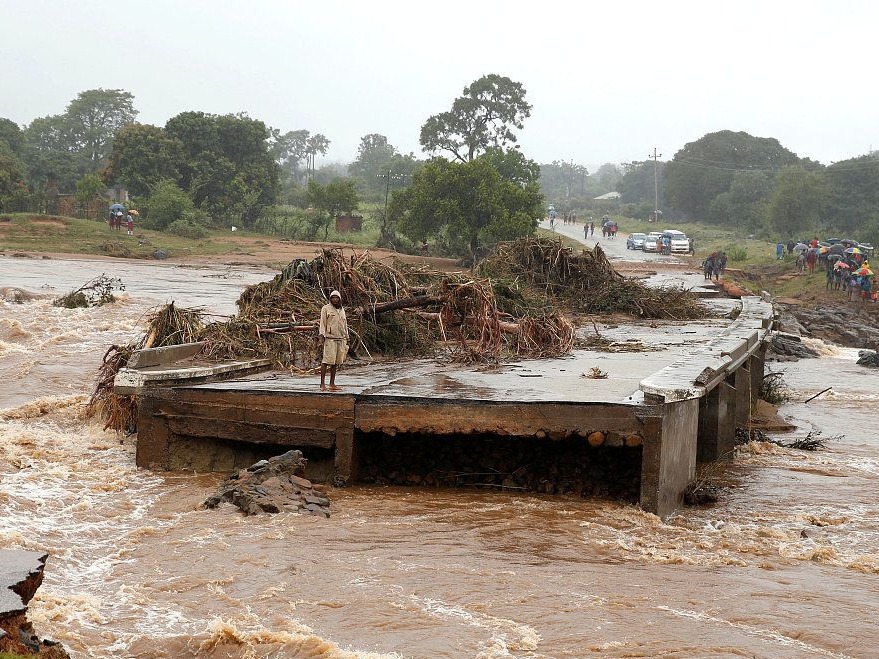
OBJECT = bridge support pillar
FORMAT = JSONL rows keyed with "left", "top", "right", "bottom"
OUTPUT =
{"left": 697, "top": 381, "right": 736, "bottom": 463}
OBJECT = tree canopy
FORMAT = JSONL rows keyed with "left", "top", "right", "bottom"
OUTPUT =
{"left": 420, "top": 74, "right": 531, "bottom": 163}
{"left": 768, "top": 167, "right": 828, "bottom": 236}
{"left": 391, "top": 156, "right": 542, "bottom": 255}
{"left": 104, "top": 124, "right": 184, "bottom": 197}
{"left": 664, "top": 130, "right": 803, "bottom": 220}
{"left": 347, "top": 133, "right": 418, "bottom": 200}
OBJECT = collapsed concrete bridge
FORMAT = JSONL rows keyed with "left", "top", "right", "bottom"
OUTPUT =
{"left": 120, "top": 296, "right": 772, "bottom": 519}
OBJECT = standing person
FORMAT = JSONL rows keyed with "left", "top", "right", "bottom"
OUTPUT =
{"left": 126, "top": 213, "right": 134, "bottom": 236}
{"left": 584, "top": 224, "right": 589, "bottom": 240}
{"left": 787, "top": 240, "right": 794, "bottom": 255}
{"left": 806, "top": 248, "right": 817, "bottom": 275}
{"left": 826, "top": 263, "right": 835, "bottom": 290}
{"left": 689, "top": 238, "right": 696, "bottom": 256}
{"left": 589, "top": 221, "right": 595, "bottom": 236}
{"left": 719, "top": 251, "right": 728, "bottom": 274}
{"left": 776, "top": 242, "right": 785, "bottom": 260}
{"left": 318, "top": 290, "right": 349, "bottom": 392}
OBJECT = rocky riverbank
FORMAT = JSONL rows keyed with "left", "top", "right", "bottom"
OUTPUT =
{"left": 776, "top": 300, "right": 879, "bottom": 350}
{"left": 0, "top": 551, "right": 69, "bottom": 658}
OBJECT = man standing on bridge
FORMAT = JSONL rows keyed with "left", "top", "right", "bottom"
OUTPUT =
{"left": 319, "top": 290, "right": 349, "bottom": 391}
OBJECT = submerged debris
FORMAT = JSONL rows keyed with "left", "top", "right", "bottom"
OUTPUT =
{"left": 53, "top": 274, "right": 124, "bottom": 308}
{"left": 759, "top": 371, "right": 791, "bottom": 405}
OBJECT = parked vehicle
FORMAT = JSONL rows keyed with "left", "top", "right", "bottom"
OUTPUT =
{"left": 626, "top": 232, "right": 647, "bottom": 250}
{"left": 643, "top": 231, "right": 664, "bottom": 252}
{"left": 661, "top": 229, "right": 691, "bottom": 254}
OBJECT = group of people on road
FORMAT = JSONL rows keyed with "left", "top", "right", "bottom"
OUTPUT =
{"left": 600, "top": 216, "right": 617, "bottom": 239}
{"left": 702, "top": 251, "right": 727, "bottom": 281}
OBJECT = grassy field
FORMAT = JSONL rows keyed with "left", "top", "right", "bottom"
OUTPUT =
{"left": 0, "top": 212, "right": 385, "bottom": 260}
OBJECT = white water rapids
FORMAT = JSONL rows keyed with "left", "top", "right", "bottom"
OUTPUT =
{"left": 1, "top": 255, "right": 878, "bottom": 658}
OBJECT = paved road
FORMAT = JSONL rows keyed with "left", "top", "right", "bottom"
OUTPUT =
{"left": 539, "top": 219, "right": 716, "bottom": 292}
{"left": 539, "top": 219, "right": 681, "bottom": 265}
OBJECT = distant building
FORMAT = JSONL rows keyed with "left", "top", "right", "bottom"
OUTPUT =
{"left": 593, "top": 191, "right": 621, "bottom": 201}
{"left": 106, "top": 185, "right": 129, "bottom": 203}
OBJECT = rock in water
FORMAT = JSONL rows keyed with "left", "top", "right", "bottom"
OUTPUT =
{"left": 203, "top": 450, "right": 330, "bottom": 517}
{"left": 857, "top": 350, "right": 879, "bottom": 368}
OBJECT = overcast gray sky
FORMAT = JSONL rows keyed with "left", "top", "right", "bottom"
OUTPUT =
{"left": 2, "top": 0, "right": 876, "bottom": 170}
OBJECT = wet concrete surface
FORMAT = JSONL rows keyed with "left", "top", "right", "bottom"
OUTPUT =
{"left": 196, "top": 314, "right": 744, "bottom": 404}
{"left": 0, "top": 549, "right": 47, "bottom": 615}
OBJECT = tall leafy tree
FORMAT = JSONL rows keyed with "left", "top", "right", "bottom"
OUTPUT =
{"left": 104, "top": 124, "right": 184, "bottom": 197}
{"left": 0, "top": 118, "right": 24, "bottom": 156}
{"left": 539, "top": 160, "right": 589, "bottom": 202}
{"left": 617, "top": 160, "right": 665, "bottom": 206}
{"left": 165, "top": 111, "right": 279, "bottom": 225}
{"left": 348, "top": 133, "right": 418, "bottom": 200}
{"left": 22, "top": 114, "right": 80, "bottom": 189}
{"left": 270, "top": 128, "right": 330, "bottom": 184}
{"left": 824, "top": 156, "right": 879, "bottom": 235}
{"left": 391, "top": 157, "right": 542, "bottom": 255}
{"left": 64, "top": 88, "right": 138, "bottom": 168}
{"left": 708, "top": 171, "right": 773, "bottom": 232}
{"left": 768, "top": 167, "right": 828, "bottom": 236}
{"left": 664, "top": 130, "right": 802, "bottom": 220}
{"left": 420, "top": 74, "right": 531, "bottom": 162}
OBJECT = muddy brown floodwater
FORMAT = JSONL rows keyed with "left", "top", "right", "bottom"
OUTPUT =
{"left": 2, "top": 256, "right": 879, "bottom": 658}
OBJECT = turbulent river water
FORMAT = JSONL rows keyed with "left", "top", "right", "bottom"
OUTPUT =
{"left": 2, "top": 256, "right": 878, "bottom": 659}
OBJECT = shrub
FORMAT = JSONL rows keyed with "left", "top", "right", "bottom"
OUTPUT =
{"left": 145, "top": 180, "right": 194, "bottom": 230}
{"left": 166, "top": 219, "right": 208, "bottom": 239}
{"left": 725, "top": 244, "right": 748, "bottom": 262}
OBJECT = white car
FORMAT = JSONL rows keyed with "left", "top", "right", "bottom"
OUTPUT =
{"left": 662, "top": 230, "right": 691, "bottom": 254}
{"left": 643, "top": 231, "right": 664, "bottom": 252}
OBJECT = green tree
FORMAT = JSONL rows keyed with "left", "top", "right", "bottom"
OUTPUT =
{"left": 595, "top": 163, "right": 622, "bottom": 192}
{"left": 708, "top": 171, "right": 772, "bottom": 232}
{"left": 824, "top": 156, "right": 879, "bottom": 236}
{"left": 768, "top": 167, "right": 828, "bottom": 236}
{"left": 75, "top": 174, "right": 105, "bottom": 205}
{"left": 483, "top": 147, "right": 540, "bottom": 186}
{"left": 348, "top": 133, "right": 418, "bottom": 200}
{"left": 420, "top": 74, "right": 531, "bottom": 162}
{"left": 665, "top": 130, "right": 802, "bottom": 220}
{"left": 539, "top": 160, "right": 589, "bottom": 202}
{"left": 22, "top": 114, "right": 80, "bottom": 189}
{"left": 145, "top": 180, "right": 195, "bottom": 230}
{"left": 0, "top": 151, "right": 27, "bottom": 209}
{"left": 165, "top": 111, "right": 279, "bottom": 225}
{"left": 305, "top": 178, "right": 359, "bottom": 239}
{"left": 617, "top": 160, "right": 665, "bottom": 206}
{"left": 104, "top": 124, "right": 184, "bottom": 197}
{"left": 64, "top": 88, "right": 138, "bottom": 168}
{"left": 0, "top": 118, "right": 24, "bottom": 155}
{"left": 391, "top": 157, "right": 542, "bottom": 255}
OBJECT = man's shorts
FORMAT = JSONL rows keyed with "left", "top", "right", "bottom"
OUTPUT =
{"left": 322, "top": 339, "right": 347, "bottom": 365}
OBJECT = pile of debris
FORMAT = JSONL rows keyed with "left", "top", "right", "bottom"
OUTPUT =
{"left": 479, "top": 237, "right": 707, "bottom": 318}
{"left": 201, "top": 244, "right": 578, "bottom": 367}
{"left": 203, "top": 450, "right": 331, "bottom": 517}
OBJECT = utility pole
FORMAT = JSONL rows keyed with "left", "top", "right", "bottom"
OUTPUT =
{"left": 649, "top": 147, "right": 662, "bottom": 222}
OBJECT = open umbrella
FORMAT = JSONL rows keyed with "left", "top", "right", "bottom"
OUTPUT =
{"left": 845, "top": 247, "right": 862, "bottom": 255}
{"left": 819, "top": 246, "right": 830, "bottom": 254}
{"left": 128, "top": 209, "right": 139, "bottom": 216}
{"left": 855, "top": 267, "right": 873, "bottom": 277}
{"left": 109, "top": 203, "right": 124, "bottom": 211}
{"left": 835, "top": 261, "right": 851, "bottom": 269}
